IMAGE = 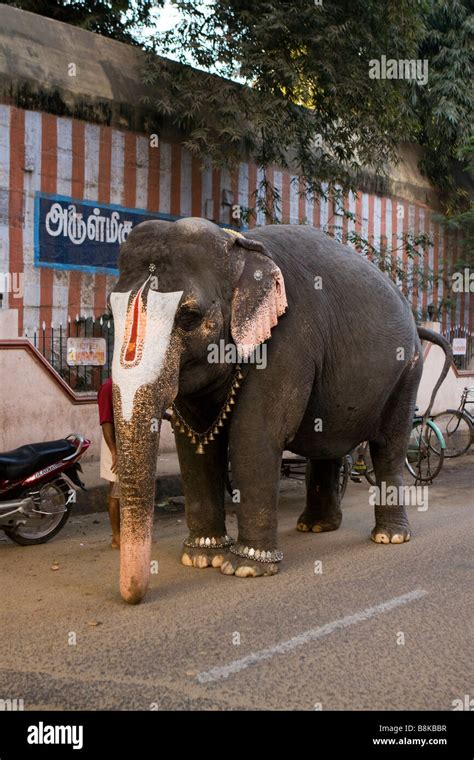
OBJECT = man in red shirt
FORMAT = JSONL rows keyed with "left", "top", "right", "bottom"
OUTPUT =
{"left": 97, "top": 377, "right": 120, "bottom": 549}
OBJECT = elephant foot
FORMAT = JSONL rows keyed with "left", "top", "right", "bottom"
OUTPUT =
{"left": 371, "top": 507, "right": 411, "bottom": 544}
{"left": 371, "top": 525, "right": 411, "bottom": 544}
{"left": 296, "top": 509, "right": 342, "bottom": 533}
{"left": 181, "top": 534, "right": 234, "bottom": 568}
{"left": 220, "top": 555, "right": 279, "bottom": 577}
{"left": 181, "top": 546, "right": 227, "bottom": 568}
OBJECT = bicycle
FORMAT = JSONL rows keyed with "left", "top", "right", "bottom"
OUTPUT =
{"left": 226, "top": 413, "right": 446, "bottom": 499}
{"left": 432, "top": 387, "right": 474, "bottom": 458}
{"left": 356, "top": 410, "right": 446, "bottom": 485}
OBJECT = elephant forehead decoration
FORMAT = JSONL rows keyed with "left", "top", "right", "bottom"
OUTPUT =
{"left": 120, "top": 280, "right": 148, "bottom": 368}
{"left": 111, "top": 284, "right": 183, "bottom": 422}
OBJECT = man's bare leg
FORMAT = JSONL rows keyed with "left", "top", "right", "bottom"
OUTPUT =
{"left": 108, "top": 482, "right": 121, "bottom": 549}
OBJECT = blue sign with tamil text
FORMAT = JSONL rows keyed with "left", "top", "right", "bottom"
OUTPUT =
{"left": 34, "top": 193, "right": 176, "bottom": 274}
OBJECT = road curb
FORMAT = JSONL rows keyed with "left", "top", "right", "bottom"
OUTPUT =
{"left": 74, "top": 474, "right": 184, "bottom": 515}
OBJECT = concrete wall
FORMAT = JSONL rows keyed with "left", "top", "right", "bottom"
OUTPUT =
{"left": 0, "top": 343, "right": 175, "bottom": 459}
{"left": 417, "top": 351, "right": 473, "bottom": 415}
{"left": 0, "top": 4, "right": 160, "bottom": 134}
{"left": 416, "top": 321, "right": 474, "bottom": 414}
{"left": 0, "top": 309, "right": 18, "bottom": 338}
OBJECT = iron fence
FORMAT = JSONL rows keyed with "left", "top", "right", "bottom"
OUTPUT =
{"left": 26, "top": 315, "right": 114, "bottom": 393}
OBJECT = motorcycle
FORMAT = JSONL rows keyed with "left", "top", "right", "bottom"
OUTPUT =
{"left": 0, "top": 434, "right": 90, "bottom": 545}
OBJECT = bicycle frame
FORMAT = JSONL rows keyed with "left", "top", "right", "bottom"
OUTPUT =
{"left": 413, "top": 416, "right": 446, "bottom": 449}
{"left": 459, "top": 387, "right": 474, "bottom": 423}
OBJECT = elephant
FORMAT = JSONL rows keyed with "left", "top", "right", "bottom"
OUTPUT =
{"left": 110, "top": 217, "right": 451, "bottom": 604}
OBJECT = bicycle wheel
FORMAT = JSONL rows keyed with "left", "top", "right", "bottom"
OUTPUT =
{"left": 405, "top": 421, "right": 444, "bottom": 482}
{"left": 355, "top": 441, "right": 376, "bottom": 485}
{"left": 364, "top": 451, "right": 377, "bottom": 485}
{"left": 339, "top": 455, "right": 351, "bottom": 500}
{"left": 432, "top": 410, "right": 473, "bottom": 457}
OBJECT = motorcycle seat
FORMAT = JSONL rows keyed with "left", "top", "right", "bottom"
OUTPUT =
{"left": 0, "top": 439, "right": 76, "bottom": 481}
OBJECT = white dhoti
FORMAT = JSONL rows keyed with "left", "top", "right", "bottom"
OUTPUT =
{"left": 100, "top": 434, "right": 120, "bottom": 498}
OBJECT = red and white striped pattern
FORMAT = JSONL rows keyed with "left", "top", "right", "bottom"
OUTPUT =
{"left": 0, "top": 105, "right": 471, "bottom": 336}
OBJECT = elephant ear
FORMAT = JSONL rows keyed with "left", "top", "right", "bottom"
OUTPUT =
{"left": 226, "top": 231, "right": 288, "bottom": 359}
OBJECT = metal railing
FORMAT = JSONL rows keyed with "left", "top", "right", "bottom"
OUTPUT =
{"left": 26, "top": 315, "right": 114, "bottom": 393}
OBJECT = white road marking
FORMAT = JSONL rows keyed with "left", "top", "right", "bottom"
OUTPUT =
{"left": 196, "top": 588, "right": 428, "bottom": 684}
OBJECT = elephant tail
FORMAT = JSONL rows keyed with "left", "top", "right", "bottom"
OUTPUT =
{"left": 417, "top": 326, "right": 453, "bottom": 419}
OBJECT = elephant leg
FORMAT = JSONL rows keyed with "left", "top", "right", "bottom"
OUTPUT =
{"left": 220, "top": 436, "right": 282, "bottom": 578}
{"left": 175, "top": 415, "right": 231, "bottom": 569}
{"left": 369, "top": 439, "right": 411, "bottom": 544}
{"left": 369, "top": 369, "right": 420, "bottom": 544}
{"left": 297, "top": 458, "right": 343, "bottom": 533}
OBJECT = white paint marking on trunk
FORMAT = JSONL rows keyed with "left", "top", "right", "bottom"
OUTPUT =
{"left": 196, "top": 589, "right": 428, "bottom": 684}
{"left": 111, "top": 288, "right": 183, "bottom": 421}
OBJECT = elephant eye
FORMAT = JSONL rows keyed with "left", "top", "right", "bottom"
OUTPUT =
{"left": 176, "top": 307, "right": 203, "bottom": 331}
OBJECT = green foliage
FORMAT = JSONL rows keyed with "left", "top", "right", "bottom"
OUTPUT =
{"left": 144, "top": 0, "right": 473, "bottom": 215}
{"left": 414, "top": 0, "right": 473, "bottom": 211}
{"left": 0, "top": 0, "right": 157, "bottom": 44}
{"left": 145, "top": 0, "right": 426, "bottom": 204}
{"left": 432, "top": 136, "right": 474, "bottom": 270}
{"left": 9, "top": 0, "right": 471, "bottom": 215}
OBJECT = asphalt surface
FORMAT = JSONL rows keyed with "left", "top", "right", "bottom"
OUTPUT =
{"left": 0, "top": 456, "right": 472, "bottom": 711}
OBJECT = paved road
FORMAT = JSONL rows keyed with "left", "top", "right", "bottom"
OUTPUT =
{"left": 0, "top": 457, "right": 472, "bottom": 710}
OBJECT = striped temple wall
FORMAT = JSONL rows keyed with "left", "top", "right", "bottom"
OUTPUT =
{"left": 0, "top": 103, "right": 471, "bottom": 340}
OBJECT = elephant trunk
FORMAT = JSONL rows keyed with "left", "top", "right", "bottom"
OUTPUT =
{"left": 110, "top": 285, "right": 184, "bottom": 604}
{"left": 113, "top": 382, "right": 166, "bottom": 604}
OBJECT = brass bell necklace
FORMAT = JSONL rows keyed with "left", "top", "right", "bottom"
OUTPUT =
{"left": 171, "top": 365, "right": 244, "bottom": 454}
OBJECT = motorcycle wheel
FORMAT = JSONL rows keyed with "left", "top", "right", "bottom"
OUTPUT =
{"left": 4, "top": 478, "right": 72, "bottom": 546}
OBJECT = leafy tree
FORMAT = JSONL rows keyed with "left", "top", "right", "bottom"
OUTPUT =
{"left": 414, "top": 0, "right": 473, "bottom": 213}
{"left": 7, "top": 1, "right": 471, "bottom": 216}
{"left": 144, "top": 0, "right": 427, "bottom": 214}
{"left": 433, "top": 136, "right": 474, "bottom": 272}
{"left": 0, "top": 0, "right": 158, "bottom": 44}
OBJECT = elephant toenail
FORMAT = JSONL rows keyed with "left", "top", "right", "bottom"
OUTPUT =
{"left": 220, "top": 561, "right": 235, "bottom": 575}
{"left": 235, "top": 566, "right": 258, "bottom": 577}
{"left": 391, "top": 534, "right": 404, "bottom": 544}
